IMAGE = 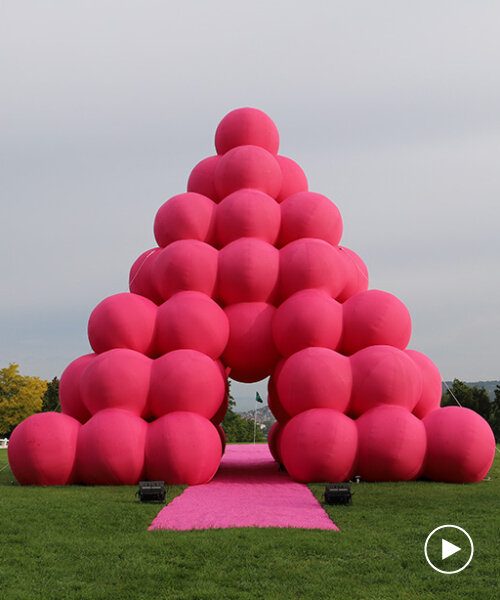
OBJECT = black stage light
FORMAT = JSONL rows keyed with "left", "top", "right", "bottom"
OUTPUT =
{"left": 324, "top": 483, "right": 353, "bottom": 505}
{"left": 137, "top": 481, "right": 166, "bottom": 503}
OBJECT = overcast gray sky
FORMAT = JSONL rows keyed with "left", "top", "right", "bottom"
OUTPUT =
{"left": 1, "top": 1, "right": 499, "bottom": 410}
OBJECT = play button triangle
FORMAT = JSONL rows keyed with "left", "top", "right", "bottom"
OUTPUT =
{"left": 442, "top": 538, "right": 461, "bottom": 560}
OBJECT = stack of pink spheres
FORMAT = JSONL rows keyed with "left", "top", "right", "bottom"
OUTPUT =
{"left": 9, "top": 108, "right": 495, "bottom": 486}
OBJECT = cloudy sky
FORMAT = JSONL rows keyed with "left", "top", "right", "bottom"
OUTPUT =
{"left": 1, "top": 2, "right": 499, "bottom": 410}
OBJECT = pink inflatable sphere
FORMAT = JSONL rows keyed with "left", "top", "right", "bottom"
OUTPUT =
{"left": 356, "top": 405, "right": 427, "bottom": 481}
{"left": 423, "top": 406, "right": 495, "bottom": 482}
{"left": 215, "top": 188, "right": 281, "bottom": 246}
{"left": 280, "top": 409, "right": 358, "bottom": 483}
{"left": 405, "top": 349, "right": 442, "bottom": 419}
{"left": 59, "top": 354, "right": 94, "bottom": 423}
{"left": 222, "top": 302, "right": 279, "bottom": 382}
{"left": 80, "top": 349, "right": 152, "bottom": 417}
{"left": 76, "top": 409, "right": 147, "bottom": 485}
{"left": 129, "top": 248, "right": 163, "bottom": 304}
{"left": 279, "top": 238, "right": 346, "bottom": 300}
{"left": 149, "top": 350, "right": 225, "bottom": 419}
{"left": 218, "top": 238, "right": 279, "bottom": 305}
{"left": 152, "top": 240, "right": 218, "bottom": 301}
{"left": 8, "top": 413, "right": 80, "bottom": 485}
{"left": 88, "top": 293, "right": 157, "bottom": 356}
{"left": 210, "top": 360, "right": 230, "bottom": 425}
{"left": 211, "top": 392, "right": 229, "bottom": 426}
{"left": 277, "top": 347, "right": 352, "bottom": 417}
{"left": 187, "top": 155, "right": 220, "bottom": 202}
{"left": 145, "top": 411, "right": 222, "bottom": 485}
{"left": 349, "top": 345, "right": 422, "bottom": 417}
{"left": 214, "top": 145, "right": 282, "bottom": 199}
{"left": 268, "top": 391, "right": 291, "bottom": 424}
{"left": 342, "top": 289, "right": 412, "bottom": 355}
{"left": 215, "top": 107, "right": 280, "bottom": 155}
{"left": 279, "top": 192, "right": 343, "bottom": 247}
{"left": 268, "top": 421, "right": 284, "bottom": 463}
{"left": 336, "top": 247, "right": 369, "bottom": 303}
{"left": 217, "top": 424, "right": 227, "bottom": 454}
{"left": 154, "top": 192, "right": 216, "bottom": 247}
{"left": 268, "top": 359, "right": 292, "bottom": 423}
{"left": 272, "top": 289, "right": 343, "bottom": 357}
{"left": 155, "top": 291, "right": 229, "bottom": 359}
{"left": 275, "top": 155, "right": 308, "bottom": 203}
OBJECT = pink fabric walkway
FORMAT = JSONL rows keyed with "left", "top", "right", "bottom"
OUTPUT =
{"left": 148, "top": 444, "right": 338, "bottom": 531}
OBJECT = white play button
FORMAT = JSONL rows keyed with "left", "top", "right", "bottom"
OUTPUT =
{"left": 442, "top": 538, "right": 461, "bottom": 560}
{"left": 424, "top": 525, "right": 474, "bottom": 574}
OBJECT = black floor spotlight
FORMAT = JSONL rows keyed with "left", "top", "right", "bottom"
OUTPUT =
{"left": 324, "top": 483, "right": 353, "bottom": 506}
{"left": 137, "top": 481, "right": 167, "bottom": 503}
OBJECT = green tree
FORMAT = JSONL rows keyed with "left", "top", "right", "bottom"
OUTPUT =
{"left": 442, "top": 379, "right": 500, "bottom": 440}
{"left": 441, "top": 379, "right": 492, "bottom": 422}
{"left": 41, "top": 377, "right": 60, "bottom": 412}
{"left": 221, "top": 386, "right": 266, "bottom": 443}
{"left": 489, "top": 385, "right": 500, "bottom": 441}
{"left": 0, "top": 364, "right": 48, "bottom": 436}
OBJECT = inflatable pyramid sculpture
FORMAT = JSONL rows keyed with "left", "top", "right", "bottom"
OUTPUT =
{"left": 9, "top": 108, "right": 495, "bottom": 485}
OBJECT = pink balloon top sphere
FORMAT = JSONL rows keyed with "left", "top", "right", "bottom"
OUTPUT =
{"left": 215, "top": 107, "right": 280, "bottom": 155}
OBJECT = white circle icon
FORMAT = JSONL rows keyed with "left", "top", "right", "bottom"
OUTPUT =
{"left": 424, "top": 525, "right": 474, "bottom": 574}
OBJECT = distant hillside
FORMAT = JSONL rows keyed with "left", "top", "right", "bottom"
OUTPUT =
{"left": 443, "top": 380, "right": 499, "bottom": 400}
{"left": 238, "top": 405, "right": 275, "bottom": 422}
{"left": 237, "top": 405, "right": 276, "bottom": 435}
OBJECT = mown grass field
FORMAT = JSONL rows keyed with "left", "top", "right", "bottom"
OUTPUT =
{"left": 0, "top": 447, "right": 498, "bottom": 600}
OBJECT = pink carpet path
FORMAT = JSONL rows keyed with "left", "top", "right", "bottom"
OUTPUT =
{"left": 148, "top": 444, "right": 339, "bottom": 531}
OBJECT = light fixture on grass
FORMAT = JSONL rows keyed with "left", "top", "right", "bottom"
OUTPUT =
{"left": 324, "top": 483, "right": 353, "bottom": 505}
{"left": 137, "top": 481, "right": 166, "bottom": 503}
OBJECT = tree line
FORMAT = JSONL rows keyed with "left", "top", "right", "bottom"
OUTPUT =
{"left": 221, "top": 392, "right": 266, "bottom": 443}
{"left": 1, "top": 364, "right": 499, "bottom": 441}
{"left": 0, "top": 363, "right": 265, "bottom": 442}
{"left": 442, "top": 379, "right": 500, "bottom": 441}
{"left": 0, "top": 364, "right": 59, "bottom": 436}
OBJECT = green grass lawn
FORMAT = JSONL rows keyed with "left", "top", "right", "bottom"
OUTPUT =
{"left": 0, "top": 447, "right": 498, "bottom": 600}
